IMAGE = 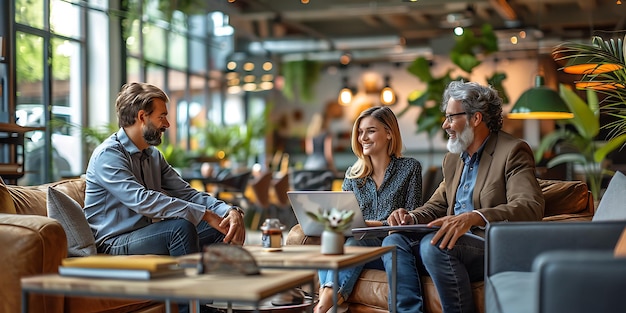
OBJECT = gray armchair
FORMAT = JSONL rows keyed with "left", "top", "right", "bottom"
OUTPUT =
{"left": 485, "top": 221, "right": 626, "bottom": 313}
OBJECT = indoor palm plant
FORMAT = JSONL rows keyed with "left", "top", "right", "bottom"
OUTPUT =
{"left": 550, "top": 35, "right": 626, "bottom": 200}
{"left": 534, "top": 85, "right": 626, "bottom": 201}
{"left": 553, "top": 35, "right": 626, "bottom": 143}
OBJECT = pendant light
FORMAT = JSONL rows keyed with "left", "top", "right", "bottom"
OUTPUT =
{"left": 508, "top": 76, "right": 573, "bottom": 119}
{"left": 338, "top": 77, "right": 354, "bottom": 106}
{"left": 380, "top": 75, "right": 397, "bottom": 105}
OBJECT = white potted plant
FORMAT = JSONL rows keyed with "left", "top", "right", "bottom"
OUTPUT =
{"left": 306, "top": 207, "right": 354, "bottom": 255}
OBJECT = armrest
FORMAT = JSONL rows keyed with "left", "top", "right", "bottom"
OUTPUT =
{"left": 533, "top": 250, "right": 626, "bottom": 313}
{"left": 486, "top": 221, "right": 626, "bottom": 276}
{"left": 0, "top": 213, "right": 67, "bottom": 313}
{"left": 285, "top": 224, "right": 321, "bottom": 245}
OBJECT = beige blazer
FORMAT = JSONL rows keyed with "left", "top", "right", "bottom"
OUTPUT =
{"left": 411, "top": 131, "right": 545, "bottom": 237}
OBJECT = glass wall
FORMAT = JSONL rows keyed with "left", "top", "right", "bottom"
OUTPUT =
{"left": 5, "top": 0, "right": 267, "bottom": 184}
{"left": 124, "top": 2, "right": 238, "bottom": 165}
{"left": 14, "top": 0, "right": 84, "bottom": 185}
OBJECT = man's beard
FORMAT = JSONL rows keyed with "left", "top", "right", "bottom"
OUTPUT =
{"left": 143, "top": 120, "right": 164, "bottom": 146}
{"left": 447, "top": 121, "right": 474, "bottom": 154}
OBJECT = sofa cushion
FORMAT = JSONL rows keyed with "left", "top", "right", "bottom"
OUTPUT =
{"left": 593, "top": 171, "right": 626, "bottom": 221}
{"left": 47, "top": 186, "right": 97, "bottom": 257}
{"left": 486, "top": 271, "right": 536, "bottom": 313}
{"left": 0, "top": 177, "right": 16, "bottom": 214}
{"left": 7, "top": 185, "right": 48, "bottom": 216}
{"left": 48, "top": 178, "right": 87, "bottom": 207}
{"left": 538, "top": 179, "right": 593, "bottom": 217}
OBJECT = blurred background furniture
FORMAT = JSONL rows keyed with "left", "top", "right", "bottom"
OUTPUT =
{"left": 291, "top": 169, "right": 335, "bottom": 191}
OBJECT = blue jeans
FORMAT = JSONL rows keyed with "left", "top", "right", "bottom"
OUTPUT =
{"left": 100, "top": 219, "right": 225, "bottom": 256}
{"left": 99, "top": 219, "right": 224, "bottom": 313}
{"left": 318, "top": 237, "right": 384, "bottom": 301}
{"left": 382, "top": 231, "right": 484, "bottom": 313}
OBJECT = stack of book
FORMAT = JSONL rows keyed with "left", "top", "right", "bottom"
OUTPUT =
{"left": 59, "top": 255, "right": 185, "bottom": 280}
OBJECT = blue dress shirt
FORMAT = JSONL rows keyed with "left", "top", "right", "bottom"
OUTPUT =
{"left": 84, "top": 128, "right": 231, "bottom": 247}
{"left": 454, "top": 138, "right": 489, "bottom": 216}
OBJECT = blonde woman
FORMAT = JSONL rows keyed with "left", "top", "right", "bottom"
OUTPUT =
{"left": 315, "top": 106, "right": 423, "bottom": 313}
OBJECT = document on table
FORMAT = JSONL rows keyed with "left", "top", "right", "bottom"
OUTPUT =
{"left": 351, "top": 225, "right": 440, "bottom": 240}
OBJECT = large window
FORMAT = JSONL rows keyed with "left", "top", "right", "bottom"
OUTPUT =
{"left": 125, "top": 3, "right": 235, "bottom": 158}
{"left": 5, "top": 0, "right": 264, "bottom": 185}
{"left": 14, "top": 0, "right": 84, "bottom": 185}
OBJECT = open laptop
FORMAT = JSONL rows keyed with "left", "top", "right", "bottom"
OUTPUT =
{"left": 287, "top": 191, "right": 367, "bottom": 237}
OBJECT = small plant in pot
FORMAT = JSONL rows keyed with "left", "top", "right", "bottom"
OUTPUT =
{"left": 306, "top": 207, "right": 354, "bottom": 255}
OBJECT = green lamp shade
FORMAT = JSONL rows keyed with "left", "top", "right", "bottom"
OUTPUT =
{"left": 509, "top": 80, "right": 574, "bottom": 120}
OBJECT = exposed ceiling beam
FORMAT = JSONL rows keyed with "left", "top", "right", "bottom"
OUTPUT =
{"left": 490, "top": 0, "right": 518, "bottom": 20}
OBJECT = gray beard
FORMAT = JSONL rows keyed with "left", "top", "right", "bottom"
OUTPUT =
{"left": 447, "top": 122, "right": 474, "bottom": 154}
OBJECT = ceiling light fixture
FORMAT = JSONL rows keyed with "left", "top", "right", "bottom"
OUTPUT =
{"left": 508, "top": 76, "right": 573, "bottom": 119}
{"left": 338, "top": 77, "right": 355, "bottom": 106}
{"left": 380, "top": 76, "right": 397, "bottom": 105}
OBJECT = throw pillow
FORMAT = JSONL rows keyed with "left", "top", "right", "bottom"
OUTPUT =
{"left": 46, "top": 186, "right": 97, "bottom": 257}
{"left": 593, "top": 171, "right": 626, "bottom": 221}
{"left": 538, "top": 179, "right": 593, "bottom": 217}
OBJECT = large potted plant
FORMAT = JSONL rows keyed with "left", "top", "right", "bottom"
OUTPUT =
{"left": 551, "top": 35, "right": 626, "bottom": 199}
{"left": 534, "top": 85, "right": 626, "bottom": 201}
{"left": 400, "top": 24, "right": 507, "bottom": 164}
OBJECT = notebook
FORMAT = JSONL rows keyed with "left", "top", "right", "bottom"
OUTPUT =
{"left": 287, "top": 191, "right": 367, "bottom": 237}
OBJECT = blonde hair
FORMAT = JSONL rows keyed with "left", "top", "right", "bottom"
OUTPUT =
{"left": 346, "top": 106, "right": 403, "bottom": 180}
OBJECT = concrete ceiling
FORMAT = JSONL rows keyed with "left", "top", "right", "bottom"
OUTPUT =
{"left": 215, "top": 0, "right": 626, "bottom": 63}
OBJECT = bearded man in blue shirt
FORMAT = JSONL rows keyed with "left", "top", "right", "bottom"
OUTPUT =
{"left": 84, "top": 82, "right": 246, "bottom": 259}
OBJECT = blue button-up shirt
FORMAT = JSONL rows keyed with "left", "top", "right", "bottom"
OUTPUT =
{"left": 454, "top": 138, "right": 489, "bottom": 216}
{"left": 84, "top": 128, "right": 231, "bottom": 247}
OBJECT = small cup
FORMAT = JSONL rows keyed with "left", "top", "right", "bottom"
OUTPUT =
{"left": 260, "top": 218, "right": 285, "bottom": 250}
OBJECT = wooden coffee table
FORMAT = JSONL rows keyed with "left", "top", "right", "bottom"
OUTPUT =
{"left": 180, "top": 245, "right": 397, "bottom": 313}
{"left": 21, "top": 269, "right": 314, "bottom": 313}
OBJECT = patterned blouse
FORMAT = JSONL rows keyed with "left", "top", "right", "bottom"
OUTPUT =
{"left": 342, "top": 156, "right": 423, "bottom": 221}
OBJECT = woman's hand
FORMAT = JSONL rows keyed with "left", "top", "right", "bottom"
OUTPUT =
{"left": 387, "top": 208, "right": 415, "bottom": 226}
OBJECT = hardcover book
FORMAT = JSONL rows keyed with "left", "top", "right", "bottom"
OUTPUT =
{"left": 59, "top": 255, "right": 184, "bottom": 280}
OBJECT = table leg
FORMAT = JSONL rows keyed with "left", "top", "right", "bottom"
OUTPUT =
{"left": 21, "top": 290, "right": 29, "bottom": 313}
{"left": 308, "top": 280, "right": 315, "bottom": 313}
{"left": 165, "top": 299, "right": 171, "bottom": 313}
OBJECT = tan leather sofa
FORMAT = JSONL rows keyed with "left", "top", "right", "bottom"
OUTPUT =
{"left": 285, "top": 179, "right": 595, "bottom": 313}
{"left": 0, "top": 178, "right": 172, "bottom": 313}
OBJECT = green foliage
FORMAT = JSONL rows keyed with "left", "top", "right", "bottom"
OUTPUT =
{"left": 400, "top": 24, "right": 505, "bottom": 144}
{"left": 553, "top": 35, "right": 626, "bottom": 141}
{"left": 281, "top": 60, "right": 321, "bottom": 103}
{"left": 157, "top": 140, "right": 191, "bottom": 168}
{"left": 201, "top": 106, "right": 270, "bottom": 164}
{"left": 450, "top": 24, "right": 499, "bottom": 73}
{"left": 535, "top": 85, "right": 626, "bottom": 200}
{"left": 79, "top": 123, "right": 119, "bottom": 147}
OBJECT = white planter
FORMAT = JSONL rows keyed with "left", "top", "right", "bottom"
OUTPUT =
{"left": 321, "top": 230, "right": 345, "bottom": 255}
